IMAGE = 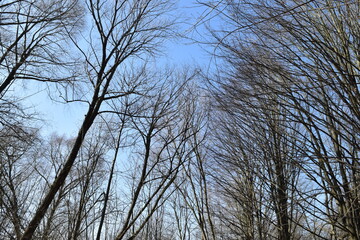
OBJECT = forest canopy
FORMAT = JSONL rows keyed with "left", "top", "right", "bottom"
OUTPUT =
{"left": 1, "top": 0, "right": 359, "bottom": 239}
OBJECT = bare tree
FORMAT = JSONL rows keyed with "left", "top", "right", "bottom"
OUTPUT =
{"left": 201, "top": 0, "right": 360, "bottom": 239}
{"left": 20, "top": 0, "right": 175, "bottom": 239}
{"left": 0, "top": 125, "right": 40, "bottom": 239}
{"left": 206, "top": 61, "right": 304, "bottom": 239}
{"left": 29, "top": 131, "right": 108, "bottom": 240}
{"left": 172, "top": 87, "right": 216, "bottom": 240}
{"left": 0, "top": 0, "right": 83, "bottom": 98}
{"left": 112, "top": 71, "right": 198, "bottom": 240}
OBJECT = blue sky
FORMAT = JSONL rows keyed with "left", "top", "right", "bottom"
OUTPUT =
{"left": 21, "top": 0, "right": 212, "bottom": 138}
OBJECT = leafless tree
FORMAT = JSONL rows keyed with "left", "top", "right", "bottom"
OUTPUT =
{"left": 19, "top": 0, "right": 175, "bottom": 239}
{"left": 0, "top": 3, "right": 83, "bottom": 234}
{"left": 0, "top": 0, "right": 83, "bottom": 98}
{"left": 1, "top": 128, "right": 109, "bottom": 240}
{"left": 206, "top": 60, "right": 305, "bottom": 239}
{"left": 111, "top": 71, "right": 198, "bottom": 240}
{"left": 201, "top": 0, "right": 360, "bottom": 239}
{"left": 0, "top": 125, "right": 40, "bottom": 239}
{"left": 172, "top": 87, "right": 216, "bottom": 240}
